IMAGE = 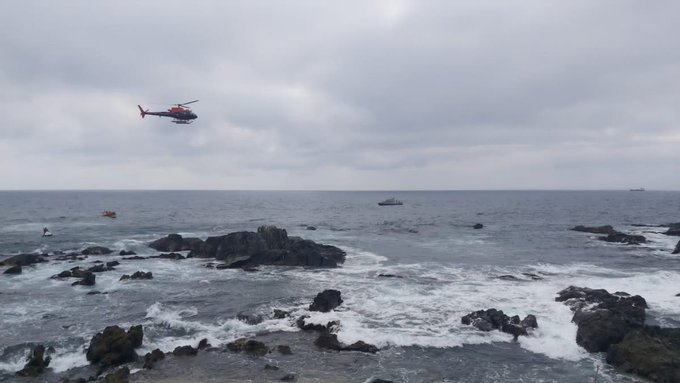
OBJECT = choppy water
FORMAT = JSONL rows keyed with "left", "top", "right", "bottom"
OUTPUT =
{"left": 1, "top": 191, "right": 679, "bottom": 382}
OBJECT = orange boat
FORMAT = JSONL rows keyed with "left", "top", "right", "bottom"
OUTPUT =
{"left": 102, "top": 211, "right": 117, "bottom": 218}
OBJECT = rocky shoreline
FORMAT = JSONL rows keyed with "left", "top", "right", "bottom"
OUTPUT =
{"left": 2, "top": 222, "right": 680, "bottom": 382}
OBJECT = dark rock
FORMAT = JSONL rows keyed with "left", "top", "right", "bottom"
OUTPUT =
{"left": 62, "top": 378, "right": 88, "bottom": 383}
{"left": 314, "top": 331, "right": 378, "bottom": 353}
{"left": 522, "top": 273, "right": 544, "bottom": 281}
{"left": 222, "top": 256, "right": 252, "bottom": 269}
{"left": 88, "top": 264, "right": 113, "bottom": 273}
{"left": 497, "top": 275, "right": 522, "bottom": 281}
{"left": 265, "top": 364, "right": 280, "bottom": 370}
{"left": 153, "top": 252, "right": 185, "bottom": 260}
{"left": 102, "top": 366, "right": 129, "bottom": 383}
{"left": 461, "top": 309, "right": 509, "bottom": 331}
{"left": 1, "top": 253, "right": 47, "bottom": 266}
{"left": 273, "top": 309, "right": 290, "bottom": 319}
{"left": 82, "top": 246, "right": 113, "bottom": 255}
{"left": 197, "top": 338, "right": 211, "bottom": 350}
{"left": 15, "top": 345, "right": 51, "bottom": 377}
{"left": 462, "top": 309, "right": 537, "bottom": 339}
{"left": 4, "top": 265, "right": 22, "bottom": 274}
{"left": 571, "top": 225, "right": 617, "bottom": 235}
{"left": 599, "top": 233, "right": 647, "bottom": 245}
{"left": 501, "top": 323, "right": 528, "bottom": 340}
{"left": 306, "top": 226, "right": 317, "bottom": 231}
{"left": 106, "top": 261, "right": 120, "bottom": 267}
{"left": 520, "top": 314, "right": 538, "bottom": 329}
{"left": 665, "top": 229, "right": 680, "bottom": 236}
{"left": 276, "top": 345, "right": 292, "bottom": 355}
{"left": 86, "top": 325, "right": 143, "bottom": 370}
{"left": 122, "top": 256, "right": 147, "bottom": 260}
{"left": 72, "top": 272, "right": 96, "bottom": 286}
{"left": 556, "top": 286, "right": 647, "bottom": 352}
{"left": 172, "top": 345, "right": 197, "bottom": 356}
{"left": 237, "top": 312, "right": 264, "bottom": 325}
{"left": 371, "top": 380, "right": 394, "bottom": 383}
{"left": 309, "top": 289, "right": 343, "bottom": 312}
{"left": 149, "top": 234, "right": 204, "bottom": 252}
{"left": 52, "top": 270, "right": 72, "bottom": 278}
{"left": 280, "top": 373, "right": 296, "bottom": 381}
{"left": 226, "top": 338, "right": 269, "bottom": 356}
{"left": 120, "top": 271, "right": 153, "bottom": 280}
{"left": 377, "top": 274, "right": 403, "bottom": 278}
{"left": 242, "top": 266, "right": 259, "bottom": 272}
{"left": 296, "top": 316, "right": 338, "bottom": 332}
{"left": 673, "top": 240, "right": 680, "bottom": 254}
{"left": 606, "top": 326, "right": 680, "bottom": 382}
{"left": 87, "top": 291, "right": 102, "bottom": 295}
{"left": 142, "top": 348, "right": 165, "bottom": 369}
{"left": 118, "top": 250, "right": 136, "bottom": 256}
{"left": 473, "top": 223, "right": 484, "bottom": 229}
{"left": 185, "top": 225, "right": 345, "bottom": 268}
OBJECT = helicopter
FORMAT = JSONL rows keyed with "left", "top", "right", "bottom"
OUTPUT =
{"left": 137, "top": 100, "right": 199, "bottom": 124}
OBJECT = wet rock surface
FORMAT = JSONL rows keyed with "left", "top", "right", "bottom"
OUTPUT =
{"left": 309, "top": 289, "right": 343, "bottom": 312}
{"left": 461, "top": 309, "right": 538, "bottom": 340}
{"left": 178, "top": 225, "right": 345, "bottom": 267}
{"left": 556, "top": 286, "right": 646, "bottom": 352}
{"left": 85, "top": 325, "right": 143, "bottom": 371}
{"left": 120, "top": 271, "right": 153, "bottom": 280}
{"left": 15, "top": 345, "right": 51, "bottom": 377}
{"left": 606, "top": 326, "right": 680, "bottom": 383}
{"left": 226, "top": 338, "right": 269, "bottom": 356}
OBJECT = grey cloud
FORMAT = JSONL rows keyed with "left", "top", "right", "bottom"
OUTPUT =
{"left": 1, "top": 1, "right": 679, "bottom": 189}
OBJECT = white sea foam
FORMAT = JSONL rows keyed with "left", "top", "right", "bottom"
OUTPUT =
{"left": 140, "top": 302, "right": 298, "bottom": 354}
{"left": 49, "top": 348, "right": 88, "bottom": 373}
{"left": 278, "top": 246, "right": 680, "bottom": 363}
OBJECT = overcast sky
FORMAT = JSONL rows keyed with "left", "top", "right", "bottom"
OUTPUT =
{"left": 1, "top": 1, "right": 678, "bottom": 190}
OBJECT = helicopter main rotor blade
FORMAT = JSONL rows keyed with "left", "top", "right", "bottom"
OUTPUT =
{"left": 178, "top": 99, "right": 199, "bottom": 106}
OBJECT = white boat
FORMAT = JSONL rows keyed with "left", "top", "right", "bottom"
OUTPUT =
{"left": 378, "top": 197, "right": 403, "bottom": 206}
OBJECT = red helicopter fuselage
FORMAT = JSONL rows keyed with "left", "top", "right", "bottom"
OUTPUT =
{"left": 138, "top": 101, "right": 198, "bottom": 124}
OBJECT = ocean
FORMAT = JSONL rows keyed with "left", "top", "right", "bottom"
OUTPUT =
{"left": 1, "top": 190, "right": 679, "bottom": 382}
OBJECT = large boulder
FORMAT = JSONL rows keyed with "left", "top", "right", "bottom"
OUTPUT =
{"left": 309, "top": 290, "right": 343, "bottom": 312}
{"left": 606, "top": 326, "right": 680, "bottom": 383}
{"left": 1, "top": 253, "right": 47, "bottom": 266}
{"left": 102, "top": 366, "right": 129, "bottom": 383}
{"left": 142, "top": 349, "right": 164, "bottom": 369}
{"left": 571, "top": 225, "right": 618, "bottom": 235}
{"left": 149, "top": 234, "right": 203, "bottom": 252}
{"left": 4, "top": 265, "right": 22, "bottom": 274}
{"left": 72, "top": 272, "right": 96, "bottom": 286}
{"left": 664, "top": 223, "right": 680, "bottom": 236}
{"left": 15, "top": 345, "right": 51, "bottom": 377}
{"left": 556, "top": 286, "right": 646, "bottom": 352}
{"left": 184, "top": 225, "right": 345, "bottom": 267}
{"left": 86, "top": 325, "right": 143, "bottom": 370}
{"left": 673, "top": 240, "right": 680, "bottom": 255}
{"left": 598, "top": 233, "right": 646, "bottom": 245}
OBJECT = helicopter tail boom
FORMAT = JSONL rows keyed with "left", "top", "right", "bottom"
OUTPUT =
{"left": 138, "top": 105, "right": 147, "bottom": 118}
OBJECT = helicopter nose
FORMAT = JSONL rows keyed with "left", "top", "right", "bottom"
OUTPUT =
{"left": 191, "top": 113, "right": 198, "bottom": 119}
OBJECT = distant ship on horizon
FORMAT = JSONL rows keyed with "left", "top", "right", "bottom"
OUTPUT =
{"left": 629, "top": 188, "right": 645, "bottom": 192}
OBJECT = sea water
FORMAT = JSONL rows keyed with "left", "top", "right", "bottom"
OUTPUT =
{"left": 0, "top": 190, "right": 679, "bottom": 382}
